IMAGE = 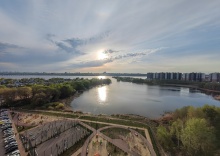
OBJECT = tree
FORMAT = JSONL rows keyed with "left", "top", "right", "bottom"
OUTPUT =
{"left": 59, "top": 84, "right": 75, "bottom": 99}
{"left": 17, "top": 87, "right": 32, "bottom": 100}
{"left": 181, "top": 118, "right": 215, "bottom": 155}
{"left": 157, "top": 125, "right": 173, "bottom": 151}
{"left": 170, "top": 119, "right": 183, "bottom": 148}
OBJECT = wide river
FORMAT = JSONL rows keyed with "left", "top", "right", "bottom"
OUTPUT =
{"left": 1, "top": 75, "right": 220, "bottom": 118}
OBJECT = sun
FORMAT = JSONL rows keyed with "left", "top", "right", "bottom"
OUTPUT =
{"left": 97, "top": 49, "right": 108, "bottom": 60}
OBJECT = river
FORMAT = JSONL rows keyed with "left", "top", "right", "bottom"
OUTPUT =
{"left": 1, "top": 75, "right": 220, "bottom": 118}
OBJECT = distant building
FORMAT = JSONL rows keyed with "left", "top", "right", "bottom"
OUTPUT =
{"left": 209, "top": 73, "right": 220, "bottom": 82}
{"left": 147, "top": 72, "right": 210, "bottom": 81}
{"left": 147, "top": 72, "right": 182, "bottom": 80}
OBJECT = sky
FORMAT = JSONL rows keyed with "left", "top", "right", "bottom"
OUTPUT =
{"left": 0, "top": 0, "right": 220, "bottom": 73}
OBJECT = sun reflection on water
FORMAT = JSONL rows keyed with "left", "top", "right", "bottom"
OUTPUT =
{"left": 97, "top": 76, "right": 106, "bottom": 79}
{"left": 98, "top": 86, "right": 107, "bottom": 103}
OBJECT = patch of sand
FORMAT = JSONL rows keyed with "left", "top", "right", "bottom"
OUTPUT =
{"left": 18, "top": 113, "right": 58, "bottom": 126}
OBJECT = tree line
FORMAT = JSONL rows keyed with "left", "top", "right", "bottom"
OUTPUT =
{"left": 0, "top": 78, "right": 111, "bottom": 108}
{"left": 157, "top": 105, "right": 220, "bottom": 156}
{"left": 113, "top": 77, "right": 220, "bottom": 92}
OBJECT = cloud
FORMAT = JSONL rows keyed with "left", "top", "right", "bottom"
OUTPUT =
{"left": 0, "top": 1, "right": 220, "bottom": 72}
{"left": 103, "top": 49, "right": 119, "bottom": 54}
{"left": 0, "top": 42, "right": 23, "bottom": 51}
{"left": 46, "top": 31, "right": 110, "bottom": 55}
{"left": 70, "top": 48, "right": 162, "bottom": 68}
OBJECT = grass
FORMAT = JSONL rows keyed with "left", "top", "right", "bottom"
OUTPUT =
{"left": 82, "top": 121, "right": 109, "bottom": 130}
{"left": 132, "top": 128, "right": 146, "bottom": 138}
{"left": 16, "top": 125, "right": 35, "bottom": 133}
{"left": 102, "top": 127, "right": 130, "bottom": 139}
{"left": 106, "top": 142, "right": 128, "bottom": 156}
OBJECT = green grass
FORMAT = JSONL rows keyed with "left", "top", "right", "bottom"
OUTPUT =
{"left": 16, "top": 125, "right": 35, "bottom": 133}
{"left": 132, "top": 128, "right": 146, "bottom": 138}
{"left": 106, "top": 142, "right": 128, "bottom": 156}
{"left": 82, "top": 121, "right": 109, "bottom": 130}
{"left": 102, "top": 127, "right": 130, "bottom": 139}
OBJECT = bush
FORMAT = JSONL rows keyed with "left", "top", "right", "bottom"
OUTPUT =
{"left": 55, "top": 103, "right": 64, "bottom": 109}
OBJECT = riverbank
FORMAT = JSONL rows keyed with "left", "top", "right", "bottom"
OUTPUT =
{"left": 214, "top": 95, "right": 220, "bottom": 101}
{"left": 59, "top": 92, "right": 82, "bottom": 112}
{"left": 162, "top": 84, "right": 220, "bottom": 101}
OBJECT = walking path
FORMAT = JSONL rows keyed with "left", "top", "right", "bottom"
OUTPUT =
{"left": 71, "top": 147, "right": 81, "bottom": 156}
{"left": 8, "top": 112, "right": 28, "bottom": 156}
{"left": 12, "top": 111, "right": 157, "bottom": 156}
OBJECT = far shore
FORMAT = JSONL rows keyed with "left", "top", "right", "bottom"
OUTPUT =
{"left": 162, "top": 84, "right": 220, "bottom": 100}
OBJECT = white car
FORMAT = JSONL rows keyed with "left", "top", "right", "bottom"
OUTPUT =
{"left": 7, "top": 149, "right": 20, "bottom": 156}
{"left": 4, "top": 136, "right": 15, "bottom": 141}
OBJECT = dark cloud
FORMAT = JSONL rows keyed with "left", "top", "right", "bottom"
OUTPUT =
{"left": 70, "top": 51, "right": 154, "bottom": 68}
{"left": 103, "top": 49, "right": 119, "bottom": 54}
{"left": 71, "top": 59, "right": 112, "bottom": 68}
{"left": 46, "top": 31, "right": 110, "bottom": 55}
{"left": 54, "top": 41, "right": 84, "bottom": 54}
{"left": 0, "top": 42, "right": 23, "bottom": 52}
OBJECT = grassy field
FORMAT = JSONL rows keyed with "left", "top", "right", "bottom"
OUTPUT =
{"left": 106, "top": 142, "right": 128, "bottom": 156}
{"left": 82, "top": 121, "right": 109, "bottom": 130}
{"left": 102, "top": 127, "right": 130, "bottom": 139}
{"left": 16, "top": 125, "right": 35, "bottom": 133}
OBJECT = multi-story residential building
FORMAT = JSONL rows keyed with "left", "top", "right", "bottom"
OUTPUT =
{"left": 147, "top": 72, "right": 207, "bottom": 81}
{"left": 209, "top": 73, "right": 220, "bottom": 82}
{"left": 147, "top": 72, "right": 182, "bottom": 80}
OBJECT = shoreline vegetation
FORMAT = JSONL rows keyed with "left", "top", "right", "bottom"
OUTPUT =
{"left": 113, "top": 76, "right": 220, "bottom": 100}
{"left": 0, "top": 77, "right": 111, "bottom": 110}
{"left": 157, "top": 105, "right": 220, "bottom": 156}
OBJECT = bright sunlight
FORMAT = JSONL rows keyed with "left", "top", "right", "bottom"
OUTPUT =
{"left": 97, "top": 49, "right": 108, "bottom": 60}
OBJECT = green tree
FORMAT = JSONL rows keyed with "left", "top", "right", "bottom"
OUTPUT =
{"left": 181, "top": 118, "right": 215, "bottom": 156}
{"left": 157, "top": 125, "right": 173, "bottom": 151}
{"left": 17, "top": 87, "right": 32, "bottom": 99}
{"left": 170, "top": 119, "right": 183, "bottom": 148}
{"left": 59, "top": 84, "right": 75, "bottom": 99}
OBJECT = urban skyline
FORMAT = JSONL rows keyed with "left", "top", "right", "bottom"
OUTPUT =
{"left": 0, "top": 1, "right": 220, "bottom": 73}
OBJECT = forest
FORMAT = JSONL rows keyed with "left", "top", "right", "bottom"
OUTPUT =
{"left": 157, "top": 105, "right": 220, "bottom": 156}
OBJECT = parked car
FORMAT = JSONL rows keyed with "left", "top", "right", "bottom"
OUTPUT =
{"left": 5, "top": 142, "right": 17, "bottom": 149}
{"left": 5, "top": 145, "right": 18, "bottom": 154}
{"left": 7, "top": 149, "right": 20, "bottom": 156}
{"left": 4, "top": 135, "right": 15, "bottom": 141}
{"left": 4, "top": 133, "right": 14, "bottom": 138}
{"left": 5, "top": 144, "right": 18, "bottom": 151}
{"left": 5, "top": 138, "right": 16, "bottom": 145}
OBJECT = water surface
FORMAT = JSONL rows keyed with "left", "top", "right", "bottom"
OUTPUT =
{"left": 71, "top": 76, "right": 220, "bottom": 118}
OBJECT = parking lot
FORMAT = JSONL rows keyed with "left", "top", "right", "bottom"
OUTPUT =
{"left": 0, "top": 109, "right": 20, "bottom": 156}
{"left": 0, "top": 129, "right": 6, "bottom": 156}
{"left": 20, "top": 119, "right": 90, "bottom": 156}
